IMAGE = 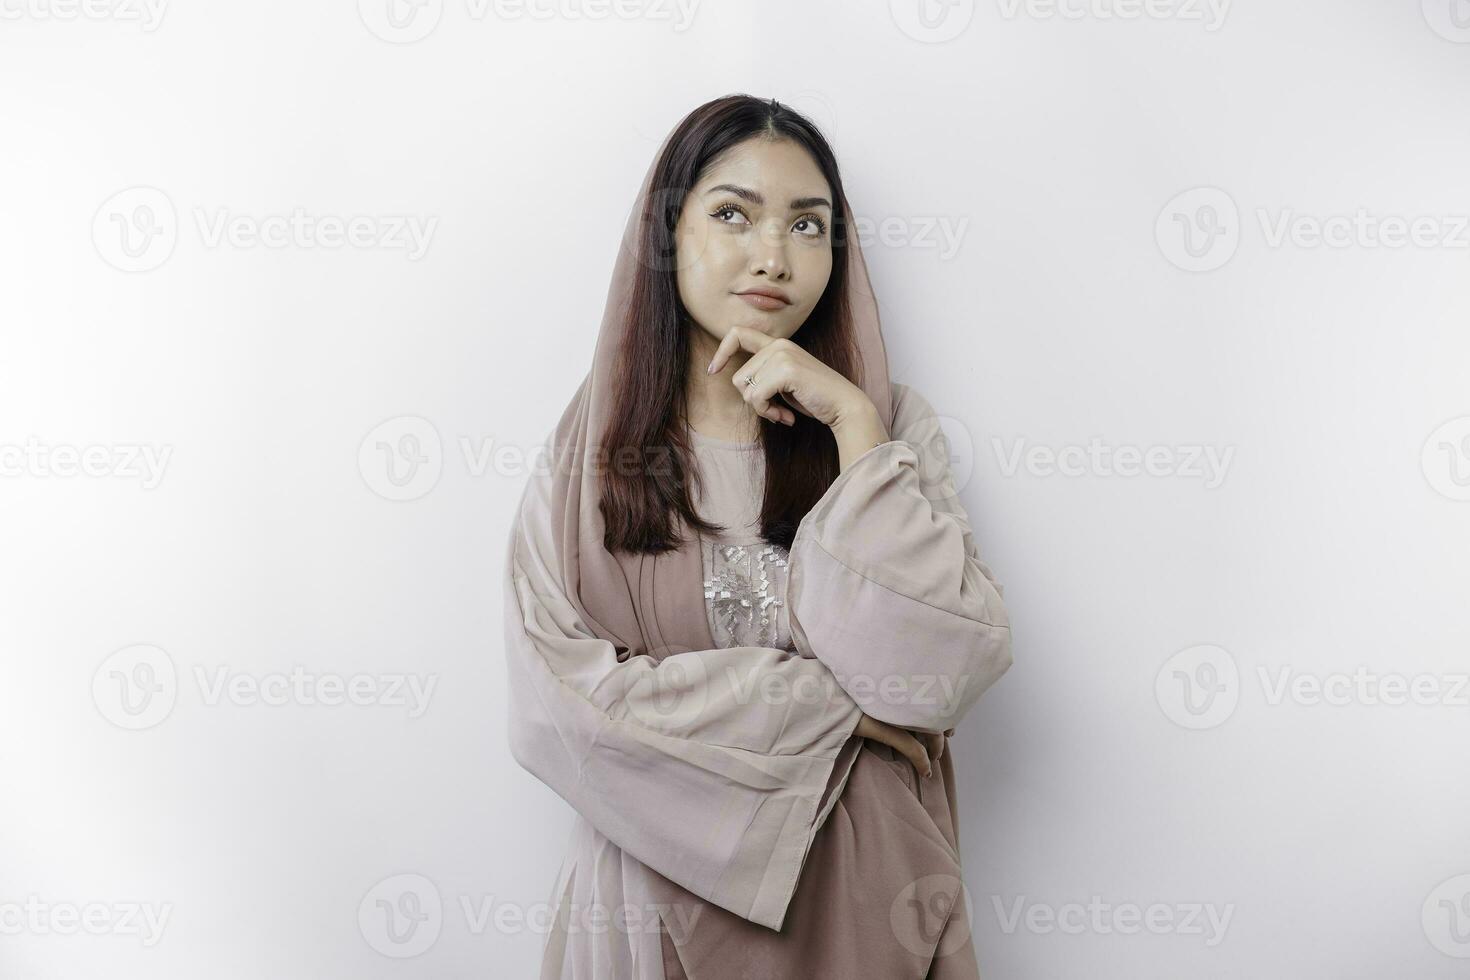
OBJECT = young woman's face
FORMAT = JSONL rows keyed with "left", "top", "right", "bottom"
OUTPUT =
{"left": 674, "top": 137, "right": 835, "bottom": 345}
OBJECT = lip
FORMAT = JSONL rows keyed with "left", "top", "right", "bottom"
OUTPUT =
{"left": 734, "top": 287, "right": 791, "bottom": 311}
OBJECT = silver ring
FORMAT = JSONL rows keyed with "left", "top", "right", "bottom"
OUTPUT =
{"left": 744, "top": 375, "right": 757, "bottom": 388}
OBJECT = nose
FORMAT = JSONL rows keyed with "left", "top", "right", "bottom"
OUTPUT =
{"left": 747, "top": 219, "right": 791, "bottom": 280}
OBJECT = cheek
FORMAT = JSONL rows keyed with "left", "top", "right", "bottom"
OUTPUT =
{"left": 673, "top": 218, "right": 706, "bottom": 277}
{"left": 792, "top": 248, "right": 834, "bottom": 309}
{"left": 674, "top": 220, "right": 710, "bottom": 307}
{"left": 676, "top": 265, "right": 709, "bottom": 314}
{"left": 677, "top": 235, "right": 743, "bottom": 306}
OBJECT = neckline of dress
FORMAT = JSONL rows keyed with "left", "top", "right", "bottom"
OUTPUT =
{"left": 690, "top": 428, "right": 760, "bottom": 451}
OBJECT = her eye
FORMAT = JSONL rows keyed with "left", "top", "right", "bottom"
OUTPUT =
{"left": 794, "top": 214, "right": 828, "bottom": 238}
{"left": 710, "top": 203, "right": 750, "bottom": 225}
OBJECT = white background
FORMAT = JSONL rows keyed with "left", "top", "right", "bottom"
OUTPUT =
{"left": 2, "top": 0, "right": 1468, "bottom": 976}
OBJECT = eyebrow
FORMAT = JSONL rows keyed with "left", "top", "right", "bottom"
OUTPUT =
{"left": 703, "top": 183, "right": 832, "bottom": 211}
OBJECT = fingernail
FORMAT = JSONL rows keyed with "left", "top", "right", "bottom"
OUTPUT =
{"left": 706, "top": 361, "right": 715, "bottom": 374}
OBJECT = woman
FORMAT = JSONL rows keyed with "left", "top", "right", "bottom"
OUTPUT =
{"left": 504, "top": 94, "right": 1013, "bottom": 979}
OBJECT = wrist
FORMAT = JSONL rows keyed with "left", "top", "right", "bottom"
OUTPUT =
{"left": 830, "top": 400, "right": 889, "bottom": 473}
{"left": 830, "top": 397, "right": 885, "bottom": 439}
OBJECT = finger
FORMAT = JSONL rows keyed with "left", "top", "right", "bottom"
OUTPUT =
{"left": 706, "top": 328, "right": 738, "bottom": 375}
{"left": 920, "top": 731, "right": 943, "bottom": 765}
{"left": 740, "top": 368, "right": 794, "bottom": 425}
{"left": 776, "top": 390, "right": 815, "bottom": 419}
{"left": 770, "top": 392, "right": 798, "bottom": 425}
{"left": 706, "top": 325, "right": 772, "bottom": 376}
{"left": 899, "top": 732, "right": 933, "bottom": 779}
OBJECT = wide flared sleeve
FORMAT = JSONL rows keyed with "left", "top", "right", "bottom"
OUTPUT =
{"left": 787, "top": 382, "right": 1013, "bottom": 735}
{"left": 503, "top": 443, "right": 866, "bottom": 933}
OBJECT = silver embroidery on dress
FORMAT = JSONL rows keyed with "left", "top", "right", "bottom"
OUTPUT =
{"left": 702, "top": 540, "right": 791, "bottom": 649}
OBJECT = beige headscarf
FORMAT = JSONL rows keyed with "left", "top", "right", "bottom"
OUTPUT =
{"left": 544, "top": 125, "right": 898, "bottom": 664}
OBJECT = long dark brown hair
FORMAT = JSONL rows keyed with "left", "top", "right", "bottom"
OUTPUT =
{"left": 600, "top": 94, "right": 869, "bottom": 556}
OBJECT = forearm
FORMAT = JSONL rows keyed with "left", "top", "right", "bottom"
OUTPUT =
{"left": 789, "top": 389, "right": 1015, "bottom": 732}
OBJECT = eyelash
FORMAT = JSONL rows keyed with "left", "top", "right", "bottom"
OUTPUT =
{"left": 710, "top": 203, "right": 828, "bottom": 237}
